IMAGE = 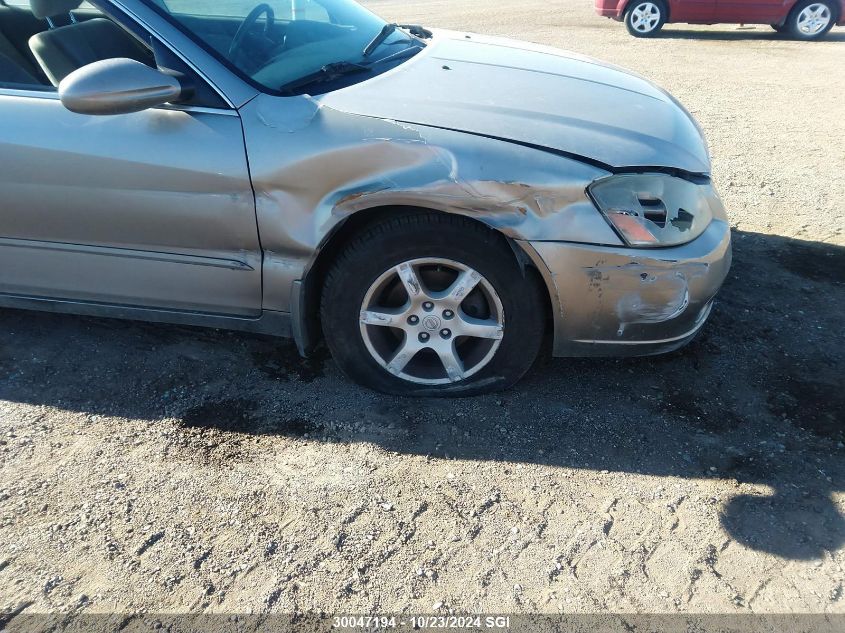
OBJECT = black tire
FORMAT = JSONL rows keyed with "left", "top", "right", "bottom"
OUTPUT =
{"left": 786, "top": 0, "right": 836, "bottom": 40}
{"left": 770, "top": 23, "right": 787, "bottom": 32}
{"left": 625, "top": 0, "right": 667, "bottom": 37}
{"left": 320, "top": 212, "right": 546, "bottom": 397}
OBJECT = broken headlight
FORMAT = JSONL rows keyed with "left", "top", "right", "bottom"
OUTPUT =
{"left": 588, "top": 174, "right": 715, "bottom": 247}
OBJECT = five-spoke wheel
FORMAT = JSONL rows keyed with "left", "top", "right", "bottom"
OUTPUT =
{"left": 321, "top": 212, "right": 545, "bottom": 396}
{"left": 359, "top": 258, "right": 505, "bottom": 385}
{"left": 788, "top": 1, "right": 835, "bottom": 40}
{"left": 625, "top": 1, "right": 666, "bottom": 37}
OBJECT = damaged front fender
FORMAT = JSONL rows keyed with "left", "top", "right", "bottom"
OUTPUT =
{"left": 238, "top": 93, "right": 619, "bottom": 314}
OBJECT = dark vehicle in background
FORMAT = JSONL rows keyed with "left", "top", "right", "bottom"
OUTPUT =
{"left": 595, "top": 0, "right": 844, "bottom": 39}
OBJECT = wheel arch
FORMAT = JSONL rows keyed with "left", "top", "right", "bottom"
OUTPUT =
{"left": 292, "top": 205, "right": 554, "bottom": 356}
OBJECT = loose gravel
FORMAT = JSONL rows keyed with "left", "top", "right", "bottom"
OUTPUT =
{"left": 1, "top": 0, "right": 843, "bottom": 621}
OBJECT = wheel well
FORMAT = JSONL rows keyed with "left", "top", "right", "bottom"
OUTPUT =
{"left": 294, "top": 206, "right": 553, "bottom": 355}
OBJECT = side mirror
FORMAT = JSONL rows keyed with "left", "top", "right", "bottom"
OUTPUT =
{"left": 59, "top": 58, "right": 183, "bottom": 116}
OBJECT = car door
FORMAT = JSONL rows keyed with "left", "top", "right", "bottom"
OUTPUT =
{"left": 668, "top": 0, "right": 717, "bottom": 22}
{"left": 715, "top": 0, "right": 790, "bottom": 23}
{"left": 0, "top": 3, "right": 262, "bottom": 318}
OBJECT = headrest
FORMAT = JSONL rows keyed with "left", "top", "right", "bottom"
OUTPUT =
{"left": 30, "top": 0, "right": 82, "bottom": 20}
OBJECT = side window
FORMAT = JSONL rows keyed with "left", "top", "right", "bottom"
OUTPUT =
{"left": 0, "top": 0, "right": 95, "bottom": 9}
{"left": 0, "top": 2, "right": 226, "bottom": 108}
{"left": 3, "top": 0, "right": 93, "bottom": 5}
{"left": 0, "top": 1, "right": 150, "bottom": 91}
{"left": 0, "top": 2, "right": 60, "bottom": 90}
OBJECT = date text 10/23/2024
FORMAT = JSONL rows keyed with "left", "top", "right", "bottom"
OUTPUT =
{"left": 333, "top": 615, "right": 512, "bottom": 629}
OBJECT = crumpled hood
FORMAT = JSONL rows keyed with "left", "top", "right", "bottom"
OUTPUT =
{"left": 319, "top": 31, "right": 711, "bottom": 174}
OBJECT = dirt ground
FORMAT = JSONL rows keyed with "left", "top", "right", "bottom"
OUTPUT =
{"left": 1, "top": 0, "right": 844, "bottom": 623}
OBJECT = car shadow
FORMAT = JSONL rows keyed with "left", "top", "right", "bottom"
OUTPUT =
{"left": 656, "top": 28, "right": 845, "bottom": 42}
{"left": 0, "top": 230, "right": 843, "bottom": 561}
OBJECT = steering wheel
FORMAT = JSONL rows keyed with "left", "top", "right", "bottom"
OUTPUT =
{"left": 228, "top": 3, "right": 275, "bottom": 59}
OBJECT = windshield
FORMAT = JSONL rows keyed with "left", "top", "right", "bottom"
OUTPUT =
{"left": 144, "top": 0, "right": 422, "bottom": 94}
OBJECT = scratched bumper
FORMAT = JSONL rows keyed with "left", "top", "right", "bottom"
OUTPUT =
{"left": 523, "top": 219, "right": 732, "bottom": 357}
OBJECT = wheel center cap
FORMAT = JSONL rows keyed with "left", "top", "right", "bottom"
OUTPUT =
{"left": 422, "top": 315, "right": 441, "bottom": 331}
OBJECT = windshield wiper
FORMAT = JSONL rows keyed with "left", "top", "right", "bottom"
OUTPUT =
{"left": 278, "top": 61, "right": 370, "bottom": 95}
{"left": 364, "top": 43, "right": 423, "bottom": 67}
{"left": 363, "top": 22, "right": 398, "bottom": 57}
{"left": 398, "top": 24, "right": 433, "bottom": 39}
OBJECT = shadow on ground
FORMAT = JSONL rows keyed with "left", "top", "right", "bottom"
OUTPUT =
{"left": 0, "top": 230, "right": 843, "bottom": 560}
{"left": 656, "top": 28, "right": 845, "bottom": 42}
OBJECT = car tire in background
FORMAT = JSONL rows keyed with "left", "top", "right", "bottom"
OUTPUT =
{"left": 625, "top": 1, "right": 667, "bottom": 37}
{"left": 320, "top": 212, "right": 546, "bottom": 396}
{"left": 786, "top": 0, "right": 836, "bottom": 40}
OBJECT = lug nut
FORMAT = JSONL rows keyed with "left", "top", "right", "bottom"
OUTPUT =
{"left": 407, "top": 315, "right": 420, "bottom": 325}
{"left": 419, "top": 332, "right": 430, "bottom": 343}
{"left": 443, "top": 309, "right": 454, "bottom": 319}
{"left": 440, "top": 329, "right": 451, "bottom": 339}
{"left": 422, "top": 301, "right": 434, "bottom": 311}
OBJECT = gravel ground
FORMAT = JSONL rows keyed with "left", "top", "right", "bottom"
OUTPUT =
{"left": 1, "top": 0, "right": 844, "bottom": 622}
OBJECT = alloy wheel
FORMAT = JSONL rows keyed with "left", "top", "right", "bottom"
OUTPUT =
{"left": 630, "top": 2, "right": 662, "bottom": 34}
{"left": 359, "top": 258, "right": 505, "bottom": 385}
{"left": 796, "top": 3, "right": 832, "bottom": 35}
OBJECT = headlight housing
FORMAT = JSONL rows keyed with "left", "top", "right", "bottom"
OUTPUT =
{"left": 588, "top": 173, "right": 716, "bottom": 247}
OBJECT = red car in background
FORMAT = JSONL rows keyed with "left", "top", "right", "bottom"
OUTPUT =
{"left": 595, "top": 0, "right": 845, "bottom": 39}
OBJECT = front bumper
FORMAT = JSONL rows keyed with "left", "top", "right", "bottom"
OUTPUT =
{"left": 522, "top": 219, "right": 732, "bottom": 357}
